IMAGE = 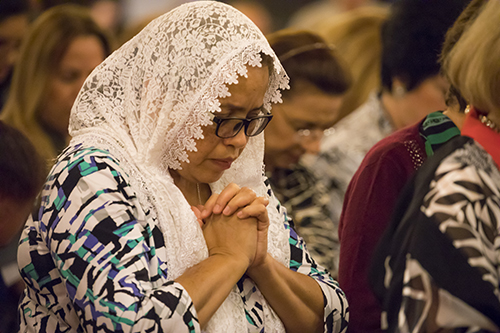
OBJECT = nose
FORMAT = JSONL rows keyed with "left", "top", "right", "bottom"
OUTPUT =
{"left": 300, "top": 139, "right": 321, "bottom": 155}
{"left": 223, "top": 127, "right": 248, "bottom": 149}
{"left": 296, "top": 129, "right": 324, "bottom": 155}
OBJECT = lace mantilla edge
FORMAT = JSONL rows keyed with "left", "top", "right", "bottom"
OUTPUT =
{"left": 69, "top": 1, "right": 289, "bottom": 172}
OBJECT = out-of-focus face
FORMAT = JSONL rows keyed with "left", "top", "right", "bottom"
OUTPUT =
{"left": 170, "top": 65, "right": 270, "bottom": 185}
{"left": 397, "top": 74, "right": 450, "bottom": 129}
{"left": 0, "top": 14, "right": 29, "bottom": 83}
{"left": 38, "top": 35, "right": 106, "bottom": 138}
{"left": 264, "top": 86, "right": 343, "bottom": 171}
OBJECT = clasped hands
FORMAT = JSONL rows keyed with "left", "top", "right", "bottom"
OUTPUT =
{"left": 191, "top": 183, "right": 269, "bottom": 272}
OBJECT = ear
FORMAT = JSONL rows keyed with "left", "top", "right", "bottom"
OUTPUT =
{"left": 391, "top": 77, "right": 407, "bottom": 98}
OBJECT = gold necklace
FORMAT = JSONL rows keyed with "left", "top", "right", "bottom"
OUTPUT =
{"left": 465, "top": 105, "right": 500, "bottom": 133}
{"left": 196, "top": 183, "right": 202, "bottom": 205}
{"left": 478, "top": 114, "right": 500, "bottom": 133}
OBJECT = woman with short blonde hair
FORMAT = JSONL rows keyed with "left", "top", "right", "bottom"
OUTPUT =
{"left": 445, "top": 1, "right": 500, "bottom": 115}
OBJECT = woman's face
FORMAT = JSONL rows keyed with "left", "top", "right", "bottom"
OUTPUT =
{"left": 39, "top": 35, "right": 106, "bottom": 137}
{"left": 0, "top": 14, "right": 29, "bottom": 84}
{"left": 395, "top": 74, "right": 450, "bottom": 129}
{"left": 171, "top": 65, "right": 270, "bottom": 185}
{"left": 264, "top": 86, "right": 343, "bottom": 171}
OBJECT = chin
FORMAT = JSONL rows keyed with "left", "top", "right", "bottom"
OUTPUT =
{"left": 202, "top": 171, "right": 226, "bottom": 184}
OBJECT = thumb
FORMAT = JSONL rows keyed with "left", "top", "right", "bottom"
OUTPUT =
{"left": 191, "top": 205, "right": 204, "bottom": 228}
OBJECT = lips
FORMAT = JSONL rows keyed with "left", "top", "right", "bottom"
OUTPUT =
{"left": 211, "top": 158, "right": 234, "bottom": 170}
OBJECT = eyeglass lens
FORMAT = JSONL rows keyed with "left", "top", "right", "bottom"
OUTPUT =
{"left": 217, "top": 117, "right": 269, "bottom": 138}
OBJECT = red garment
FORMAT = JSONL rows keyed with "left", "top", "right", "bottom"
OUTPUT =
{"left": 461, "top": 107, "right": 500, "bottom": 168}
{"left": 338, "top": 121, "right": 426, "bottom": 333}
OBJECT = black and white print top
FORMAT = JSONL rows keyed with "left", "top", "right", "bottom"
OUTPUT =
{"left": 371, "top": 136, "right": 500, "bottom": 332}
{"left": 269, "top": 164, "right": 339, "bottom": 277}
{"left": 18, "top": 145, "right": 349, "bottom": 333}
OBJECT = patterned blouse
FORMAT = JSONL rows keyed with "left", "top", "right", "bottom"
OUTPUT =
{"left": 371, "top": 137, "right": 500, "bottom": 332}
{"left": 18, "top": 145, "right": 349, "bottom": 333}
{"left": 269, "top": 164, "right": 339, "bottom": 277}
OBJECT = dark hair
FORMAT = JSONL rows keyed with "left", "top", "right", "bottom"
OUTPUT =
{"left": 440, "top": 0, "right": 487, "bottom": 112}
{"left": 267, "top": 29, "right": 352, "bottom": 98}
{"left": 0, "top": 0, "right": 31, "bottom": 22}
{"left": 381, "top": 0, "right": 469, "bottom": 92}
{"left": 0, "top": 121, "right": 45, "bottom": 202}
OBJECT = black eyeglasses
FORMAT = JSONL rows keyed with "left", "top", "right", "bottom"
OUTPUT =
{"left": 212, "top": 113, "right": 273, "bottom": 138}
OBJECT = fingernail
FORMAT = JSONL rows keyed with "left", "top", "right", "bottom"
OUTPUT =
{"left": 223, "top": 206, "right": 231, "bottom": 215}
{"left": 214, "top": 204, "right": 221, "bottom": 213}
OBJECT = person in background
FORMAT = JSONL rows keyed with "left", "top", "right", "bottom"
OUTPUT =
{"left": 307, "top": 0, "right": 469, "bottom": 240}
{"left": 38, "top": 0, "right": 123, "bottom": 38}
{"left": 0, "top": 0, "right": 31, "bottom": 111}
{"left": 0, "top": 121, "right": 45, "bottom": 333}
{"left": 120, "top": 0, "right": 185, "bottom": 33}
{"left": 89, "top": 0, "right": 123, "bottom": 37}
{"left": 337, "top": 0, "right": 483, "bottom": 325}
{"left": 287, "top": 0, "right": 388, "bottom": 31}
{"left": 265, "top": 29, "right": 351, "bottom": 276}
{"left": 17, "top": 2, "right": 349, "bottom": 332}
{"left": 228, "top": 0, "right": 273, "bottom": 35}
{"left": 315, "top": 6, "right": 388, "bottom": 123}
{"left": 1, "top": 4, "right": 111, "bottom": 164}
{"left": 371, "top": 0, "right": 500, "bottom": 330}
{"left": 0, "top": 6, "right": 110, "bottom": 333}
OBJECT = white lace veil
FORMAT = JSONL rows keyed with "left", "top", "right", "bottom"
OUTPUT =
{"left": 69, "top": 1, "right": 290, "bottom": 332}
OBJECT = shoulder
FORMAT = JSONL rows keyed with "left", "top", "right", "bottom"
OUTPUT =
{"left": 43, "top": 144, "right": 133, "bottom": 208}
{"left": 409, "top": 137, "right": 500, "bottom": 228}
{"left": 50, "top": 144, "right": 128, "bottom": 183}
{"left": 361, "top": 120, "right": 423, "bottom": 170}
{"left": 430, "top": 139, "right": 500, "bottom": 198}
{"left": 322, "top": 94, "right": 392, "bottom": 159}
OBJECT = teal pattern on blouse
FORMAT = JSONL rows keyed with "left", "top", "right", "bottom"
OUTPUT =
{"left": 18, "top": 145, "right": 349, "bottom": 333}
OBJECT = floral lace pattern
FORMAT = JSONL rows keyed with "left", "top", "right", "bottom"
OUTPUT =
{"left": 70, "top": 1, "right": 288, "bottom": 170}
{"left": 68, "top": 2, "right": 290, "bottom": 332}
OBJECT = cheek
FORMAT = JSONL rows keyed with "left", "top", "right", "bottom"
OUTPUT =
{"left": 39, "top": 80, "right": 76, "bottom": 132}
{"left": 45, "top": 80, "right": 73, "bottom": 110}
{"left": 420, "top": 81, "right": 448, "bottom": 109}
{"left": 407, "top": 84, "right": 447, "bottom": 119}
{"left": 189, "top": 130, "right": 219, "bottom": 162}
{"left": 423, "top": 90, "right": 447, "bottom": 113}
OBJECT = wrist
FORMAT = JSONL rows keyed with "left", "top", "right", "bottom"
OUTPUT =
{"left": 246, "top": 253, "right": 273, "bottom": 280}
{"left": 209, "top": 249, "right": 250, "bottom": 273}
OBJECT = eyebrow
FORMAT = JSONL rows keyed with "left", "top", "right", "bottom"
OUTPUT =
{"left": 219, "top": 103, "right": 266, "bottom": 114}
